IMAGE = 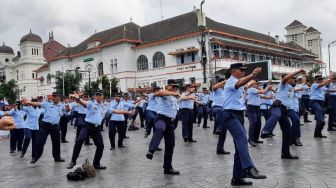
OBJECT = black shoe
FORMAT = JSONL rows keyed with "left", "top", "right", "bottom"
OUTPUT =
{"left": 314, "top": 135, "right": 327, "bottom": 138}
{"left": 217, "top": 150, "right": 230, "bottom": 155}
{"left": 188, "top": 139, "right": 197, "bottom": 142}
{"left": 94, "top": 165, "right": 106, "bottom": 170}
{"left": 124, "top": 136, "right": 130, "bottom": 139}
{"left": 144, "top": 134, "right": 149, "bottom": 138}
{"left": 203, "top": 126, "right": 210, "bottom": 129}
{"left": 84, "top": 142, "right": 93, "bottom": 145}
{"left": 164, "top": 168, "right": 180, "bottom": 175}
{"left": 231, "top": 178, "right": 253, "bottom": 186}
{"left": 67, "top": 161, "right": 76, "bottom": 169}
{"left": 281, "top": 154, "right": 299, "bottom": 159}
{"left": 293, "top": 141, "right": 303, "bottom": 146}
{"left": 20, "top": 153, "right": 24, "bottom": 158}
{"left": 246, "top": 167, "right": 267, "bottom": 179}
{"left": 54, "top": 158, "right": 65, "bottom": 162}
{"left": 9, "top": 150, "right": 15, "bottom": 153}
{"left": 255, "top": 140, "right": 263, "bottom": 144}
{"left": 248, "top": 140, "right": 257, "bottom": 147}
{"left": 155, "top": 147, "right": 162, "bottom": 151}
{"left": 146, "top": 151, "right": 154, "bottom": 160}
{"left": 304, "top": 119, "right": 312, "bottom": 123}
{"left": 30, "top": 159, "right": 37, "bottom": 164}
{"left": 260, "top": 132, "right": 269, "bottom": 139}
{"left": 118, "top": 145, "right": 125, "bottom": 148}
{"left": 184, "top": 138, "right": 188, "bottom": 143}
{"left": 328, "top": 127, "right": 336, "bottom": 131}
{"left": 197, "top": 124, "right": 200, "bottom": 127}
{"left": 110, "top": 146, "right": 115, "bottom": 150}
{"left": 62, "top": 140, "right": 69, "bottom": 143}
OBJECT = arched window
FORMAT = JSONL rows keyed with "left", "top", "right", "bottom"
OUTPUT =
{"left": 47, "top": 74, "right": 51, "bottom": 85}
{"left": 137, "top": 55, "right": 148, "bottom": 70}
{"left": 153, "top": 52, "right": 165, "bottom": 68}
{"left": 98, "top": 62, "right": 104, "bottom": 76}
{"left": 75, "top": 67, "right": 82, "bottom": 79}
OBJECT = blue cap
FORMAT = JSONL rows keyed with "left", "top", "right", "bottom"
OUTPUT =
{"left": 229, "top": 63, "right": 247, "bottom": 70}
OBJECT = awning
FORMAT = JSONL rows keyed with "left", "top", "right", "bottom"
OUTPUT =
{"left": 168, "top": 48, "right": 199, "bottom": 56}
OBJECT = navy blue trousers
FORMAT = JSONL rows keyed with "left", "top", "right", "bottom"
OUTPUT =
{"left": 71, "top": 122, "right": 104, "bottom": 166}
{"left": 197, "top": 105, "right": 208, "bottom": 128}
{"left": 10, "top": 129, "right": 24, "bottom": 152}
{"left": 34, "top": 122, "right": 61, "bottom": 161}
{"left": 148, "top": 114, "right": 175, "bottom": 170}
{"left": 222, "top": 110, "right": 254, "bottom": 179}
{"left": 180, "top": 108, "right": 194, "bottom": 140}
{"left": 60, "top": 115, "right": 69, "bottom": 142}
{"left": 262, "top": 106, "right": 292, "bottom": 155}
{"left": 288, "top": 109, "right": 301, "bottom": 143}
{"left": 247, "top": 105, "right": 261, "bottom": 142}
{"left": 310, "top": 100, "right": 325, "bottom": 136}
{"left": 145, "top": 110, "right": 157, "bottom": 135}
{"left": 21, "top": 128, "right": 38, "bottom": 158}
{"left": 211, "top": 106, "right": 227, "bottom": 151}
{"left": 108, "top": 120, "right": 125, "bottom": 147}
{"left": 327, "top": 95, "right": 336, "bottom": 127}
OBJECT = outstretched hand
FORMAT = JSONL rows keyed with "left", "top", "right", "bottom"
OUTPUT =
{"left": 0, "top": 117, "right": 16, "bottom": 130}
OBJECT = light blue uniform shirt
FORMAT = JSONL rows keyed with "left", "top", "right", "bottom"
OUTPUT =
{"left": 7, "top": 109, "right": 25, "bottom": 129}
{"left": 222, "top": 76, "right": 246, "bottom": 110}
{"left": 85, "top": 100, "right": 105, "bottom": 125}
{"left": 247, "top": 87, "right": 261, "bottom": 106}
{"left": 294, "top": 84, "right": 304, "bottom": 99}
{"left": 70, "top": 102, "right": 79, "bottom": 112}
{"left": 123, "top": 99, "right": 134, "bottom": 111}
{"left": 180, "top": 93, "right": 195, "bottom": 109}
{"left": 108, "top": 100, "right": 135, "bottom": 121}
{"left": 157, "top": 95, "right": 178, "bottom": 119}
{"left": 198, "top": 93, "right": 209, "bottom": 105}
{"left": 22, "top": 106, "right": 41, "bottom": 130}
{"left": 289, "top": 92, "right": 299, "bottom": 112}
{"left": 260, "top": 90, "right": 273, "bottom": 110}
{"left": 302, "top": 84, "right": 310, "bottom": 96}
{"left": 209, "top": 92, "right": 214, "bottom": 101}
{"left": 276, "top": 83, "right": 293, "bottom": 108}
{"left": 77, "top": 104, "right": 87, "bottom": 114}
{"left": 146, "top": 94, "right": 159, "bottom": 112}
{"left": 327, "top": 83, "right": 336, "bottom": 96}
{"left": 41, "top": 101, "right": 66, "bottom": 125}
{"left": 211, "top": 88, "right": 224, "bottom": 107}
{"left": 310, "top": 83, "right": 326, "bottom": 101}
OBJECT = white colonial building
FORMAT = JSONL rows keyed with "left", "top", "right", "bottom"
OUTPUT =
{"left": 0, "top": 30, "right": 65, "bottom": 99}
{"left": 29, "top": 10, "right": 325, "bottom": 97}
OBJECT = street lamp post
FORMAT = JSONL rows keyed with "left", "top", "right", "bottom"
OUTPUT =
{"left": 328, "top": 41, "right": 336, "bottom": 73}
{"left": 199, "top": 0, "right": 207, "bottom": 83}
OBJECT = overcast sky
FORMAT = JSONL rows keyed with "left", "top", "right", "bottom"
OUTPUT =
{"left": 1, "top": 0, "right": 336, "bottom": 70}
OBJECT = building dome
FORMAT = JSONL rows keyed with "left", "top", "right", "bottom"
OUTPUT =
{"left": 0, "top": 42, "right": 14, "bottom": 54}
{"left": 20, "top": 30, "right": 42, "bottom": 44}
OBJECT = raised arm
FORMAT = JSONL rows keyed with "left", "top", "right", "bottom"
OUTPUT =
{"left": 318, "top": 74, "right": 335, "bottom": 88}
{"left": 69, "top": 94, "right": 88, "bottom": 107}
{"left": 281, "top": 68, "right": 305, "bottom": 84}
{"left": 154, "top": 90, "right": 180, "bottom": 97}
{"left": 235, "top": 67, "right": 262, "bottom": 89}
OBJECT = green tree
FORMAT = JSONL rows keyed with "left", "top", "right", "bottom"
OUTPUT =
{"left": 0, "top": 79, "right": 19, "bottom": 104}
{"left": 307, "top": 65, "right": 321, "bottom": 81}
{"left": 54, "top": 71, "right": 82, "bottom": 97}
{"left": 84, "top": 76, "right": 119, "bottom": 97}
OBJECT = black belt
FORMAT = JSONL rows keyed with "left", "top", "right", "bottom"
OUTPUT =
{"left": 157, "top": 114, "right": 174, "bottom": 123}
{"left": 181, "top": 108, "right": 193, "bottom": 111}
{"left": 85, "top": 121, "right": 100, "bottom": 128}
{"left": 41, "top": 121, "right": 58, "bottom": 126}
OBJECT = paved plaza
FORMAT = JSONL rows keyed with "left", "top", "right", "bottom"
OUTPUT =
{"left": 1, "top": 117, "right": 336, "bottom": 188}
